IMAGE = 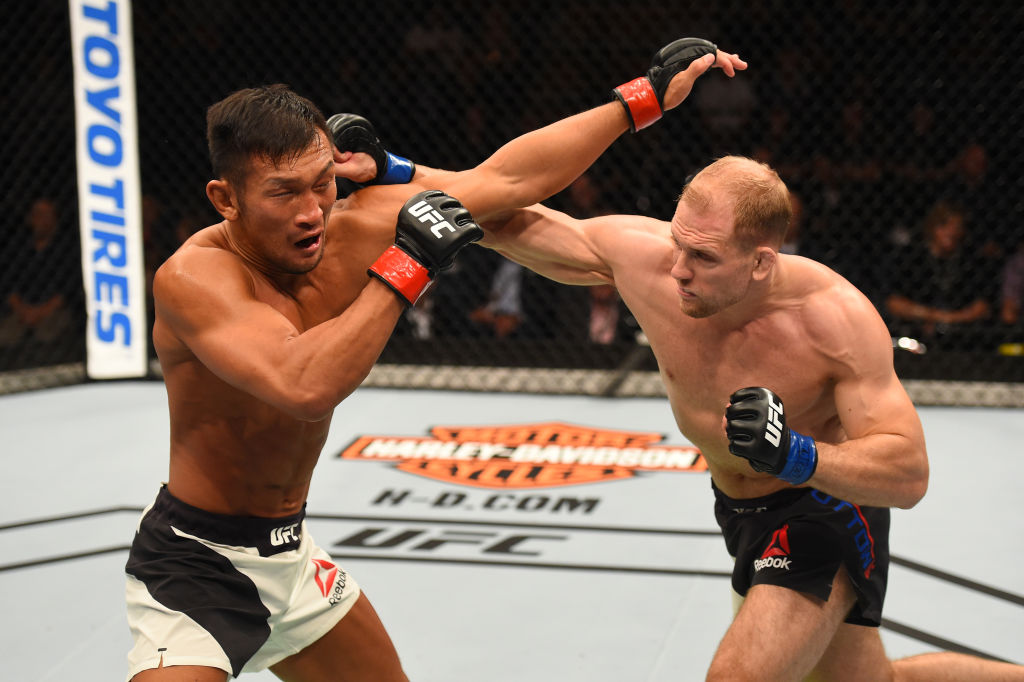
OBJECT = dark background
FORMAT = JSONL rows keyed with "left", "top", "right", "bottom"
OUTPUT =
{"left": 2, "top": 1, "right": 1023, "bottom": 393}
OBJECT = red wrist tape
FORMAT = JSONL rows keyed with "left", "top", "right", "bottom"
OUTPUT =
{"left": 614, "top": 77, "right": 662, "bottom": 132}
{"left": 368, "top": 245, "right": 432, "bottom": 306}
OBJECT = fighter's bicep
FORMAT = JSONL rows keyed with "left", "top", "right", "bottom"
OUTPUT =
{"left": 487, "top": 206, "right": 661, "bottom": 284}
{"left": 833, "top": 368, "right": 919, "bottom": 442}
{"left": 829, "top": 316, "right": 922, "bottom": 445}
{"left": 424, "top": 168, "right": 504, "bottom": 220}
{"left": 154, "top": 257, "right": 300, "bottom": 391}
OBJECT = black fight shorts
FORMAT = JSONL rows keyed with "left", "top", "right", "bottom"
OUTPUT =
{"left": 713, "top": 482, "right": 890, "bottom": 626}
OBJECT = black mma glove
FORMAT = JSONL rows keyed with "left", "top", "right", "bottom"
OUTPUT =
{"left": 369, "top": 190, "right": 483, "bottom": 306}
{"left": 725, "top": 387, "right": 818, "bottom": 485}
{"left": 327, "top": 113, "right": 415, "bottom": 193}
{"left": 613, "top": 37, "right": 718, "bottom": 132}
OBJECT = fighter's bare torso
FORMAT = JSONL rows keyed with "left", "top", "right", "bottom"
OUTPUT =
{"left": 606, "top": 228, "right": 865, "bottom": 499}
{"left": 152, "top": 188, "right": 409, "bottom": 517}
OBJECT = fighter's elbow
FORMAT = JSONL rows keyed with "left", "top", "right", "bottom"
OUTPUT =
{"left": 896, "top": 482, "right": 927, "bottom": 510}
{"left": 295, "top": 404, "right": 335, "bottom": 423}
{"left": 495, "top": 186, "right": 536, "bottom": 216}
{"left": 896, "top": 458, "right": 930, "bottom": 509}
{"left": 277, "top": 386, "right": 342, "bottom": 422}
{"left": 282, "top": 399, "right": 333, "bottom": 423}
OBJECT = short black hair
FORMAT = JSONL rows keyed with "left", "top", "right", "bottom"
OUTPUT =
{"left": 206, "top": 84, "right": 329, "bottom": 187}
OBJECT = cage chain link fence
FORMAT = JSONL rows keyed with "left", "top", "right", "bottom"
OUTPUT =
{"left": 2, "top": 1, "right": 1023, "bottom": 401}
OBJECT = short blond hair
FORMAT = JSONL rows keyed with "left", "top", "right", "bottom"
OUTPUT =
{"left": 681, "top": 156, "right": 792, "bottom": 251}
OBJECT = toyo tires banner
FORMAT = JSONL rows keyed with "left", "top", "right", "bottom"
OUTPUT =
{"left": 69, "top": 0, "right": 147, "bottom": 378}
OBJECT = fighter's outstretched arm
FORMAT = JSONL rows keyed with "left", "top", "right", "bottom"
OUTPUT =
{"left": 427, "top": 40, "right": 745, "bottom": 221}
{"left": 391, "top": 39, "right": 745, "bottom": 222}
{"left": 333, "top": 41, "right": 744, "bottom": 211}
{"left": 481, "top": 203, "right": 667, "bottom": 286}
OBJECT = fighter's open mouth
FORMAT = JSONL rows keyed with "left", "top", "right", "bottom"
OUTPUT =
{"left": 296, "top": 235, "right": 320, "bottom": 249}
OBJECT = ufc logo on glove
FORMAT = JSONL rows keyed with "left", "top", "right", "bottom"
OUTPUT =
{"left": 765, "top": 396, "right": 784, "bottom": 447}
{"left": 408, "top": 199, "right": 456, "bottom": 238}
{"left": 369, "top": 190, "right": 483, "bottom": 306}
{"left": 725, "top": 387, "right": 818, "bottom": 485}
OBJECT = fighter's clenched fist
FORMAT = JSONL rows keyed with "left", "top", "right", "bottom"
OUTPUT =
{"left": 725, "top": 387, "right": 818, "bottom": 485}
{"left": 613, "top": 37, "right": 746, "bottom": 132}
{"left": 369, "top": 190, "right": 483, "bottom": 305}
{"left": 327, "top": 112, "right": 416, "bottom": 187}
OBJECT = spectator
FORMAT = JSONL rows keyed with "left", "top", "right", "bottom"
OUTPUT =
{"left": 403, "top": 290, "right": 436, "bottom": 340}
{"left": 692, "top": 58, "right": 758, "bottom": 155}
{"left": 887, "top": 100, "right": 952, "bottom": 229}
{"left": 945, "top": 141, "right": 991, "bottom": 220}
{"left": 942, "top": 140, "right": 1011, "bottom": 264}
{"left": 751, "top": 104, "right": 805, "bottom": 181}
{"left": 0, "top": 197, "right": 82, "bottom": 363}
{"left": 884, "top": 201, "right": 994, "bottom": 350}
{"left": 587, "top": 283, "right": 620, "bottom": 344}
{"left": 780, "top": 190, "right": 805, "bottom": 256}
{"left": 797, "top": 154, "right": 847, "bottom": 276}
{"left": 830, "top": 100, "right": 886, "bottom": 280}
{"left": 141, "top": 194, "right": 174, "bottom": 307}
{"left": 999, "top": 238, "right": 1024, "bottom": 327}
{"left": 566, "top": 174, "right": 635, "bottom": 344}
{"left": 168, "top": 206, "right": 210, "bottom": 252}
{"left": 468, "top": 258, "right": 524, "bottom": 338}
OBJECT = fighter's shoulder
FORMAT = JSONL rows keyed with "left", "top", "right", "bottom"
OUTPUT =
{"left": 789, "top": 256, "right": 891, "bottom": 359}
{"left": 527, "top": 203, "right": 667, "bottom": 238}
{"left": 794, "top": 259, "right": 873, "bottom": 319}
{"left": 330, "top": 184, "right": 417, "bottom": 235}
{"left": 593, "top": 211, "right": 667, "bottom": 235}
{"left": 588, "top": 212, "right": 671, "bottom": 265}
{"left": 153, "top": 230, "right": 251, "bottom": 305}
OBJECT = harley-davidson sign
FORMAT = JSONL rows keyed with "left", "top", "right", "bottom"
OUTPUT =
{"left": 337, "top": 422, "right": 706, "bottom": 489}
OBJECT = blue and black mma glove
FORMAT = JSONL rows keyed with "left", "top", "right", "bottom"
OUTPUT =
{"left": 612, "top": 37, "right": 718, "bottom": 132}
{"left": 327, "top": 113, "right": 415, "bottom": 195}
{"left": 369, "top": 190, "right": 483, "bottom": 306}
{"left": 725, "top": 387, "right": 818, "bottom": 485}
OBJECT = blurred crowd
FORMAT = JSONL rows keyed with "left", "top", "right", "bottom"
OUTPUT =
{"left": 2, "top": 1, "right": 1021, "bottom": 371}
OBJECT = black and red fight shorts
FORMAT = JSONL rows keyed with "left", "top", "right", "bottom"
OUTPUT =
{"left": 713, "top": 482, "right": 890, "bottom": 626}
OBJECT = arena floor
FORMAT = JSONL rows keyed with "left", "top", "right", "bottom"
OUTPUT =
{"left": 2, "top": 381, "right": 1022, "bottom": 681}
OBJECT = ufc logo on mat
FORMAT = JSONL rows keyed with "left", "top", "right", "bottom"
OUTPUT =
{"left": 408, "top": 200, "right": 456, "bottom": 238}
{"left": 765, "top": 396, "right": 784, "bottom": 447}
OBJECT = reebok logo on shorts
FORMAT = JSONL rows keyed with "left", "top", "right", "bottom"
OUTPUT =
{"left": 754, "top": 524, "right": 792, "bottom": 571}
{"left": 312, "top": 558, "right": 350, "bottom": 606}
{"left": 312, "top": 558, "right": 338, "bottom": 598}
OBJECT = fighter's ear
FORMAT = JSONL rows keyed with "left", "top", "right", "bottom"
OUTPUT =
{"left": 752, "top": 246, "right": 776, "bottom": 280}
{"left": 207, "top": 179, "right": 240, "bottom": 221}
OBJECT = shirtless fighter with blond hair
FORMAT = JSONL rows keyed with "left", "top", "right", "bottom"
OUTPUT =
{"left": 482, "top": 155, "right": 1024, "bottom": 681}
